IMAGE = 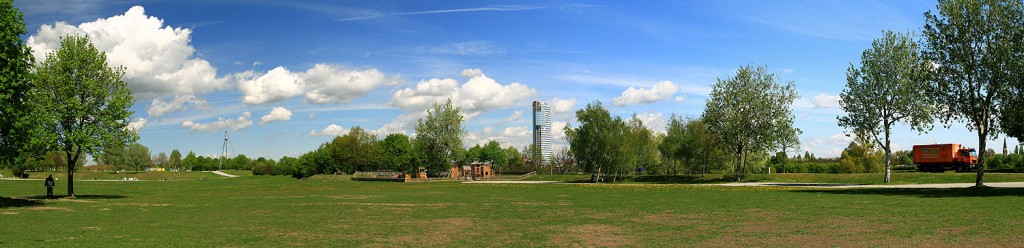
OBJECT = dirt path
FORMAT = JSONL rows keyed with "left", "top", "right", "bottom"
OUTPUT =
{"left": 715, "top": 182, "right": 1024, "bottom": 188}
{"left": 212, "top": 171, "right": 238, "bottom": 178}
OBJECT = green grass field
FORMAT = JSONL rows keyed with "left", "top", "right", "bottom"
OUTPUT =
{"left": 2, "top": 172, "right": 1024, "bottom": 247}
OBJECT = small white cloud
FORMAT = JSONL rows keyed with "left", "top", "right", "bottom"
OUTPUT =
{"left": 126, "top": 118, "right": 147, "bottom": 132}
{"left": 310, "top": 124, "right": 348, "bottom": 137}
{"left": 782, "top": 68, "right": 794, "bottom": 74}
{"left": 252, "top": 61, "right": 262, "bottom": 67}
{"left": 674, "top": 95, "right": 686, "bottom": 103}
{"left": 631, "top": 113, "right": 668, "bottom": 134}
{"left": 813, "top": 93, "right": 841, "bottom": 109}
{"left": 550, "top": 98, "right": 577, "bottom": 114}
{"left": 505, "top": 110, "right": 523, "bottom": 122}
{"left": 259, "top": 107, "right": 292, "bottom": 125}
{"left": 307, "top": 112, "right": 315, "bottom": 120}
{"left": 182, "top": 112, "right": 253, "bottom": 132}
{"left": 612, "top": 80, "right": 680, "bottom": 106}
{"left": 551, "top": 121, "right": 568, "bottom": 140}
{"left": 237, "top": 67, "right": 304, "bottom": 104}
{"left": 461, "top": 68, "right": 484, "bottom": 78}
{"left": 147, "top": 95, "right": 209, "bottom": 118}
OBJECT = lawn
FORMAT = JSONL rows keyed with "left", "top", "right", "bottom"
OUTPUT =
{"left": 528, "top": 172, "right": 1024, "bottom": 185}
{"left": 2, "top": 173, "right": 1024, "bottom": 247}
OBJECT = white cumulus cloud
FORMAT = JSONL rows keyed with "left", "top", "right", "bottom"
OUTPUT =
{"left": 631, "top": 112, "right": 668, "bottom": 134}
{"left": 302, "top": 64, "right": 398, "bottom": 104}
{"left": 237, "top": 67, "right": 304, "bottom": 105}
{"left": 813, "top": 93, "right": 841, "bottom": 109}
{"left": 126, "top": 118, "right": 147, "bottom": 132}
{"left": 259, "top": 107, "right": 292, "bottom": 125}
{"left": 612, "top": 80, "right": 680, "bottom": 106}
{"left": 147, "top": 95, "right": 209, "bottom": 118}
{"left": 550, "top": 98, "right": 577, "bottom": 114}
{"left": 311, "top": 124, "right": 349, "bottom": 137}
{"left": 388, "top": 68, "right": 536, "bottom": 119}
{"left": 239, "top": 64, "right": 399, "bottom": 105}
{"left": 27, "top": 6, "right": 230, "bottom": 99}
{"left": 181, "top": 112, "right": 253, "bottom": 132}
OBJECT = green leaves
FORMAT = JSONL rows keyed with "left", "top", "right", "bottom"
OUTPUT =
{"left": 923, "top": 0, "right": 1024, "bottom": 185}
{"left": 839, "top": 30, "right": 934, "bottom": 183}
{"left": 413, "top": 99, "right": 466, "bottom": 175}
{"left": 31, "top": 35, "right": 137, "bottom": 195}
{"left": 0, "top": 0, "right": 35, "bottom": 166}
{"left": 702, "top": 64, "right": 799, "bottom": 181}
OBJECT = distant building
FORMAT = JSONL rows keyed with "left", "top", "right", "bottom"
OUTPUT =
{"left": 532, "top": 101, "right": 552, "bottom": 166}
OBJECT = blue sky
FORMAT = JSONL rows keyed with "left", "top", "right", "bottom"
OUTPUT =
{"left": 15, "top": 0, "right": 1020, "bottom": 160}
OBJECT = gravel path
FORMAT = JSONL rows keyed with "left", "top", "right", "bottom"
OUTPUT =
{"left": 212, "top": 171, "right": 238, "bottom": 178}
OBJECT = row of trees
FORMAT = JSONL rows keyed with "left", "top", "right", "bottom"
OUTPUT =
{"left": 838, "top": 0, "right": 1024, "bottom": 185}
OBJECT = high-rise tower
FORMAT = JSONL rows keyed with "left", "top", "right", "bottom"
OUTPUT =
{"left": 532, "top": 101, "right": 552, "bottom": 166}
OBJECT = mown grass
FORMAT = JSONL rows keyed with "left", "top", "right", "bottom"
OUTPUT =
{"left": 526, "top": 172, "right": 1024, "bottom": 185}
{"left": 21, "top": 170, "right": 222, "bottom": 181}
{"left": 2, "top": 173, "right": 1024, "bottom": 247}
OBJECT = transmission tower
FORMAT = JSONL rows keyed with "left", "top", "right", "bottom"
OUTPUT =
{"left": 219, "top": 131, "right": 235, "bottom": 170}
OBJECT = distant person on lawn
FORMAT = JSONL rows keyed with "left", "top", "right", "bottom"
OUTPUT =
{"left": 45, "top": 175, "right": 55, "bottom": 198}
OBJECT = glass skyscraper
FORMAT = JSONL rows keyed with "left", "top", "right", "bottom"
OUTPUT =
{"left": 532, "top": 101, "right": 552, "bottom": 166}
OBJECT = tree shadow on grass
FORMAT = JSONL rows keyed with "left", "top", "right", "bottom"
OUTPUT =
{"left": 798, "top": 187, "right": 1024, "bottom": 198}
{"left": 23, "top": 194, "right": 128, "bottom": 200}
{"left": 0, "top": 197, "right": 44, "bottom": 208}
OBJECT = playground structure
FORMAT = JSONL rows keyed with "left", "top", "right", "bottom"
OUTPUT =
{"left": 450, "top": 161, "right": 493, "bottom": 180}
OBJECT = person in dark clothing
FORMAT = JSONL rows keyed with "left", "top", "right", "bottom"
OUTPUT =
{"left": 45, "top": 175, "right": 55, "bottom": 198}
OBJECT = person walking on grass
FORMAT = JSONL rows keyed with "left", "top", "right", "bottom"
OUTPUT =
{"left": 45, "top": 175, "right": 55, "bottom": 198}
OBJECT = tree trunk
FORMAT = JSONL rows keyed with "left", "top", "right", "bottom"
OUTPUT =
{"left": 884, "top": 127, "right": 892, "bottom": 184}
{"left": 66, "top": 150, "right": 79, "bottom": 198}
{"left": 976, "top": 130, "right": 986, "bottom": 187}
{"left": 735, "top": 146, "right": 744, "bottom": 182}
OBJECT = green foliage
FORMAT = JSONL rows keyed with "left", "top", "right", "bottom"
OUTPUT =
{"left": 380, "top": 133, "right": 413, "bottom": 172}
{"left": 100, "top": 143, "right": 152, "bottom": 172}
{"left": 840, "top": 30, "right": 933, "bottom": 182}
{"left": 702, "top": 64, "right": 799, "bottom": 181}
{"left": 623, "top": 114, "right": 659, "bottom": 176}
{"left": 326, "top": 126, "right": 382, "bottom": 173}
{"left": 504, "top": 146, "right": 527, "bottom": 172}
{"left": 0, "top": 0, "right": 35, "bottom": 167}
{"left": 565, "top": 101, "right": 627, "bottom": 182}
{"left": 923, "top": 0, "right": 1024, "bottom": 185}
{"left": 168, "top": 149, "right": 182, "bottom": 171}
{"left": 31, "top": 35, "right": 137, "bottom": 196}
{"left": 839, "top": 138, "right": 884, "bottom": 173}
{"left": 413, "top": 99, "right": 466, "bottom": 175}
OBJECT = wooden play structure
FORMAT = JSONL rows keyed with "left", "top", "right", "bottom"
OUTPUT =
{"left": 450, "top": 161, "right": 492, "bottom": 180}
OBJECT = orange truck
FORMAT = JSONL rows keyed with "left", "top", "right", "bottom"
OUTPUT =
{"left": 912, "top": 144, "right": 978, "bottom": 172}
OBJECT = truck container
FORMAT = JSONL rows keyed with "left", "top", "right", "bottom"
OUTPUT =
{"left": 912, "top": 144, "right": 977, "bottom": 172}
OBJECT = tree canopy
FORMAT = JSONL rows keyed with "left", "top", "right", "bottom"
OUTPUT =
{"left": 923, "top": 0, "right": 1024, "bottom": 186}
{"left": 413, "top": 99, "right": 466, "bottom": 175}
{"left": 31, "top": 35, "right": 137, "bottom": 197}
{"left": 839, "top": 30, "right": 934, "bottom": 183}
{"left": 702, "top": 64, "right": 799, "bottom": 181}
{"left": 0, "top": 0, "right": 35, "bottom": 168}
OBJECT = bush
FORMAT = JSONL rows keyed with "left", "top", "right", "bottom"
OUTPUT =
{"left": 782, "top": 161, "right": 841, "bottom": 173}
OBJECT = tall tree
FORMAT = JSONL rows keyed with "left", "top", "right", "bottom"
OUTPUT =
{"left": 839, "top": 30, "right": 934, "bottom": 183}
{"left": 31, "top": 36, "right": 136, "bottom": 196}
{"left": 702, "top": 64, "right": 799, "bottom": 181}
{"left": 923, "top": 0, "right": 1024, "bottom": 186}
{"left": 413, "top": 99, "right": 466, "bottom": 175}
{"left": 0, "top": 0, "right": 35, "bottom": 169}
{"left": 380, "top": 133, "right": 413, "bottom": 172}
{"left": 658, "top": 115, "right": 687, "bottom": 176}
{"left": 154, "top": 152, "right": 168, "bottom": 166}
{"left": 168, "top": 149, "right": 182, "bottom": 171}
{"left": 624, "top": 114, "right": 659, "bottom": 176}
{"left": 565, "top": 101, "right": 625, "bottom": 182}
